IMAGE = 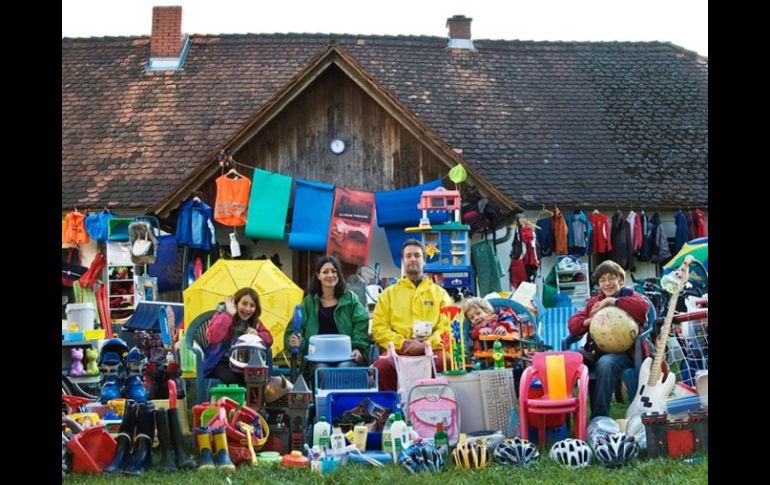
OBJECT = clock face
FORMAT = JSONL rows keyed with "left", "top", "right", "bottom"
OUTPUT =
{"left": 329, "top": 139, "right": 346, "bottom": 154}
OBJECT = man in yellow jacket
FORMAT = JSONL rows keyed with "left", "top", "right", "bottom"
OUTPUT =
{"left": 372, "top": 239, "right": 452, "bottom": 390}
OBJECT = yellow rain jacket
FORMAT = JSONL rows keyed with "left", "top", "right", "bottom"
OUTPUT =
{"left": 371, "top": 277, "right": 453, "bottom": 351}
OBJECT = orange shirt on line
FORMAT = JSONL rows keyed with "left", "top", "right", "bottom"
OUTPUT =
{"left": 214, "top": 175, "right": 251, "bottom": 226}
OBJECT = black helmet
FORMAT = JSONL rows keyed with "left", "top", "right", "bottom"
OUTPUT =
{"left": 494, "top": 437, "right": 540, "bottom": 467}
{"left": 594, "top": 433, "right": 640, "bottom": 467}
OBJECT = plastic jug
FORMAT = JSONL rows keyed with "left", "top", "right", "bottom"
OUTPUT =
{"left": 313, "top": 416, "right": 331, "bottom": 447}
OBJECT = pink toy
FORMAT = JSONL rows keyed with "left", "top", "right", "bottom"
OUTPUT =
{"left": 70, "top": 347, "right": 87, "bottom": 377}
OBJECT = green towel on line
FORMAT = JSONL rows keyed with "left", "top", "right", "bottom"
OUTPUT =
{"left": 471, "top": 239, "right": 503, "bottom": 297}
{"left": 245, "top": 168, "right": 293, "bottom": 240}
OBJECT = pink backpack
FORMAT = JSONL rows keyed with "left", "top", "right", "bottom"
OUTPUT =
{"left": 407, "top": 377, "right": 460, "bottom": 445}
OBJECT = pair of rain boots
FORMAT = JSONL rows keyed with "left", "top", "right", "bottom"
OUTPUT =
{"left": 103, "top": 400, "right": 156, "bottom": 475}
{"left": 196, "top": 426, "right": 236, "bottom": 472}
{"left": 155, "top": 407, "right": 197, "bottom": 472}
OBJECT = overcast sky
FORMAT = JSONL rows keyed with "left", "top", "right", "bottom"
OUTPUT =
{"left": 62, "top": 0, "right": 707, "bottom": 56}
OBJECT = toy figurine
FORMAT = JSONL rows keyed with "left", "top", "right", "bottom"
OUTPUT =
{"left": 70, "top": 347, "right": 87, "bottom": 377}
{"left": 85, "top": 347, "right": 100, "bottom": 376}
{"left": 492, "top": 340, "right": 505, "bottom": 369}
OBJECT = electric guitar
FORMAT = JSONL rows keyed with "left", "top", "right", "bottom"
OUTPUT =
{"left": 626, "top": 256, "right": 693, "bottom": 419}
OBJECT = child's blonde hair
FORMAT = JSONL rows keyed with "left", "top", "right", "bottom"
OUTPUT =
{"left": 463, "top": 297, "right": 495, "bottom": 319}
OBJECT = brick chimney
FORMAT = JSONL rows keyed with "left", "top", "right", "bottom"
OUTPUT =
{"left": 148, "top": 6, "right": 190, "bottom": 71}
{"left": 446, "top": 15, "right": 474, "bottom": 50}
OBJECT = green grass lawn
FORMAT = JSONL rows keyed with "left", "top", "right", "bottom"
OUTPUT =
{"left": 65, "top": 389, "right": 707, "bottom": 484}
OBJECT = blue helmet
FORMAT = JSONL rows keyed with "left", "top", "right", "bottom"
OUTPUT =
{"left": 398, "top": 443, "right": 444, "bottom": 473}
{"left": 98, "top": 338, "right": 128, "bottom": 365}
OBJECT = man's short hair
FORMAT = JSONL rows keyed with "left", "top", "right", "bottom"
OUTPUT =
{"left": 400, "top": 238, "right": 425, "bottom": 258}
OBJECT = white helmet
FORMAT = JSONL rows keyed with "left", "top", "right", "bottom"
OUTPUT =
{"left": 229, "top": 334, "right": 266, "bottom": 373}
{"left": 549, "top": 438, "right": 593, "bottom": 469}
{"left": 594, "top": 433, "right": 640, "bottom": 468}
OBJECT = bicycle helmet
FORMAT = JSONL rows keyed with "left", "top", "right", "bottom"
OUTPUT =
{"left": 594, "top": 433, "right": 639, "bottom": 468}
{"left": 398, "top": 442, "right": 444, "bottom": 473}
{"left": 451, "top": 440, "right": 491, "bottom": 470}
{"left": 98, "top": 338, "right": 129, "bottom": 365}
{"left": 229, "top": 334, "right": 266, "bottom": 373}
{"left": 494, "top": 437, "right": 540, "bottom": 467}
{"left": 549, "top": 438, "right": 593, "bottom": 469}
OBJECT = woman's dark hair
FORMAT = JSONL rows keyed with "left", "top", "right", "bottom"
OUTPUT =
{"left": 232, "top": 287, "right": 261, "bottom": 326}
{"left": 308, "top": 256, "right": 347, "bottom": 298}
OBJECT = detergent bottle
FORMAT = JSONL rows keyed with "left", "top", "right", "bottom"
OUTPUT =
{"left": 382, "top": 414, "right": 395, "bottom": 453}
{"left": 330, "top": 426, "right": 346, "bottom": 457}
{"left": 434, "top": 422, "right": 449, "bottom": 457}
{"left": 313, "top": 416, "right": 331, "bottom": 447}
{"left": 390, "top": 412, "right": 408, "bottom": 461}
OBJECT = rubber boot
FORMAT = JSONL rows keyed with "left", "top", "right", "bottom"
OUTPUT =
{"left": 212, "top": 427, "right": 236, "bottom": 471}
{"left": 103, "top": 400, "right": 137, "bottom": 474}
{"left": 155, "top": 408, "right": 177, "bottom": 472}
{"left": 168, "top": 407, "right": 197, "bottom": 469}
{"left": 195, "top": 426, "right": 216, "bottom": 469}
{"left": 123, "top": 402, "right": 156, "bottom": 475}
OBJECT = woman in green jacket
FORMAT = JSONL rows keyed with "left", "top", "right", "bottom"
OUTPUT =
{"left": 284, "top": 256, "right": 370, "bottom": 370}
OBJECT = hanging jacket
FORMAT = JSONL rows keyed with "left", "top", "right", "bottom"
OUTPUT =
{"left": 176, "top": 198, "right": 215, "bottom": 250}
{"left": 648, "top": 211, "right": 672, "bottom": 263}
{"left": 610, "top": 210, "right": 634, "bottom": 270}
{"left": 283, "top": 290, "right": 371, "bottom": 366}
{"left": 626, "top": 211, "right": 637, "bottom": 253}
{"left": 589, "top": 211, "right": 612, "bottom": 254}
{"left": 536, "top": 217, "right": 554, "bottom": 257}
{"left": 553, "top": 208, "right": 568, "bottom": 255}
{"left": 520, "top": 225, "right": 540, "bottom": 268}
{"left": 214, "top": 175, "right": 252, "bottom": 226}
{"left": 567, "top": 210, "right": 593, "bottom": 256}
{"left": 371, "top": 277, "right": 452, "bottom": 351}
{"left": 693, "top": 209, "right": 707, "bottom": 237}
{"left": 686, "top": 210, "right": 696, "bottom": 241}
{"left": 637, "top": 211, "right": 650, "bottom": 260}
{"left": 639, "top": 211, "right": 655, "bottom": 261}
{"left": 674, "top": 210, "right": 690, "bottom": 254}
{"left": 62, "top": 211, "right": 90, "bottom": 244}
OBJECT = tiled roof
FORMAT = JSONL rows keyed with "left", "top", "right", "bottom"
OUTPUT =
{"left": 62, "top": 34, "right": 707, "bottom": 210}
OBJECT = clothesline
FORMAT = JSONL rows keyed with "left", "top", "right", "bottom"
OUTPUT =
{"left": 221, "top": 154, "right": 457, "bottom": 185}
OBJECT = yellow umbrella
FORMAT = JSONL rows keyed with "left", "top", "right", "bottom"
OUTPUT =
{"left": 183, "top": 259, "right": 304, "bottom": 356}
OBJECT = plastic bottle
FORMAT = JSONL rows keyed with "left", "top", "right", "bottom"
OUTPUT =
{"left": 406, "top": 419, "right": 419, "bottom": 445}
{"left": 382, "top": 414, "right": 396, "bottom": 453}
{"left": 330, "top": 426, "right": 346, "bottom": 456}
{"left": 434, "top": 422, "right": 449, "bottom": 457}
{"left": 313, "top": 416, "right": 331, "bottom": 447}
{"left": 390, "top": 412, "right": 408, "bottom": 459}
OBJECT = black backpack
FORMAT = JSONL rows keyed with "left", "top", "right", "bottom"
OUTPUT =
{"left": 461, "top": 197, "right": 501, "bottom": 235}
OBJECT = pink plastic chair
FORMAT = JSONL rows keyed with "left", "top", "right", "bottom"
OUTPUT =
{"left": 518, "top": 351, "right": 589, "bottom": 443}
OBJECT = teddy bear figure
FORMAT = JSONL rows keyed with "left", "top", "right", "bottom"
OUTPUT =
{"left": 412, "top": 320, "right": 433, "bottom": 342}
{"left": 69, "top": 347, "right": 86, "bottom": 377}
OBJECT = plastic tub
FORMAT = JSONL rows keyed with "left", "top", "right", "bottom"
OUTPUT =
{"left": 66, "top": 303, "right": 96, "bottom": 332}
{"left": 325, "top": 391, "right": 400, "bottom": 450}
{"left": 257, "top": 451, "right": 281, "bottom": 466}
